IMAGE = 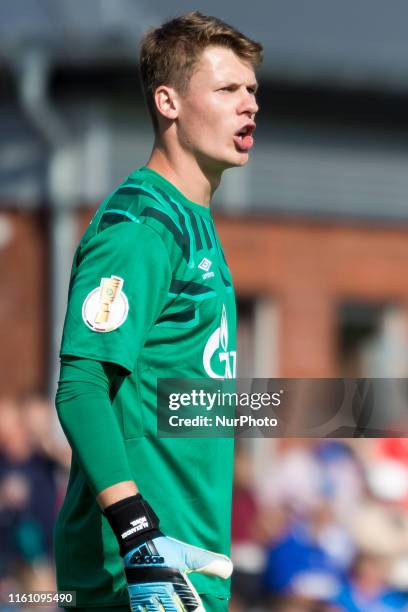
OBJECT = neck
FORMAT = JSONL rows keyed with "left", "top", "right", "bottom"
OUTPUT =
{"left": 146, "top": 140, "right": 222, "bottom": 207}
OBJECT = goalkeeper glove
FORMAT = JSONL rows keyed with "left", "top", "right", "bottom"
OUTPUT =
{"left": 104, "top": 493, "right": 233, "bottom": 611}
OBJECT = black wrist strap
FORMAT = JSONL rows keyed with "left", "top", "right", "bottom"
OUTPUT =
{"left": 104, "top": 493, "right": 162, "bottom": 555}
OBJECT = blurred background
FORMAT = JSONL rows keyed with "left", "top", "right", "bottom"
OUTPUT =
{"left": 1, "top": 1, "right": 408, "bottom": 610}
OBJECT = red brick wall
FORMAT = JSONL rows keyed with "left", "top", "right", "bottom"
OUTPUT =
{"left": 0, "top": 210, "right": 48, "bottom": 397}
{"left": 218, "top": 217, "right": 408, "bottom": 376}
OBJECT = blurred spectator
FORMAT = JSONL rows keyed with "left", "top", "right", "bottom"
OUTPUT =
{"left": 313, "top": 441, "right": 365, "bottom": 523}
{"left": 0, "top": 395, "right": 69, "bottom": 597}
{"left": 348, "top": 450, "right": 408, "bottom": 608}
{"left": 371, "top": 439, "right": 408, "bottom": 510}
{"left": 260, "top": 439, "right": 365, "bottom": 520}
{"left": 21, "top": 393, "right": 71, "bottom": 511}
{"left": 259, "top": 440, "right": 324, "bottom": 515}
{"left": 22, "top": 393, "right": 71, "bottom": 471}
{"left": 262, "top": 506, "right": 344, "bottom": 607}
{"left": 230, "top": 443, "right": 270, "bottom": 611}
{"left": 329, "top": 553, "right": 408, "bottom": 611}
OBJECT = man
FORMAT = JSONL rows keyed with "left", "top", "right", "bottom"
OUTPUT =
{"left": 55, "top": 11, "right": 262, "bottom": 612}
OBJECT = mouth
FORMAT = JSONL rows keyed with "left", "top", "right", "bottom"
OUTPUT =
{"left": 233, "top": 123, "right": 256, "bottom": 152}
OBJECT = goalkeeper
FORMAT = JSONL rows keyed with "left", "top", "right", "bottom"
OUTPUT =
{"left": 54, "top": 11, "right": 262, "bottom": 612}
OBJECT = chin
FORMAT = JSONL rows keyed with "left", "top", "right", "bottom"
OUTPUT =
{"left": 224, "top": 155, "right": 249, "bottom": 169}
{"left": 234, "top": 153, "right": 250, "bottom": 167}
{"left": 219, "top": 150, "right": 250, "bottom": 169}
{"left": 200, "top": 149, "right": 249, "bottom": 173}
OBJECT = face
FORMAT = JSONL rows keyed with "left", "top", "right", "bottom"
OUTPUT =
{"left": 157, "top": 46, "right": 259, "bottom": 173}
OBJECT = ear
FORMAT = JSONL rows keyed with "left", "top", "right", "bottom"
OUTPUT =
{"left": 154, "top": 85, "right": 179, "bottom": 121}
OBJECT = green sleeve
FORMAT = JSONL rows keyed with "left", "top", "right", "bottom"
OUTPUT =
{"left": 56, "top": 356, "right": 133, "bottom": 496}
{"left": 60, "top": 221, "right": 172, "bottom": 373}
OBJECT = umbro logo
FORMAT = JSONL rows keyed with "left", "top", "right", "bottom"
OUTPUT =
{"left": 198, "top": 258, "right": 215, "bottom": 279}
{"left": 198, "top": 257, "right": 212, "bottom": 272}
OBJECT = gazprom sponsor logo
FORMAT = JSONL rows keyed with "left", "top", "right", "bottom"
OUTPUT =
{"left": 203, "top": 305, "right": 236, "bottom": 379}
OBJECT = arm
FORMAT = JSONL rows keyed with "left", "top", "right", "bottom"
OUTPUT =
{"left": 56, "top": 356, "right": 136, "bottom": 499}
{"left": 97, "top": 482, "right": 138, "bottom": 508}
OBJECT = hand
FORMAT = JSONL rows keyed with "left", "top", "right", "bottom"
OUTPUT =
{"left": 124, "top": 535, "right": 232, "bottom": 611}
{"left": 104, "top": 494, "right": 232, "bottom": 612}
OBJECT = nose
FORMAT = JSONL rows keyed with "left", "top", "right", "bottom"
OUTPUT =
{"left": 239, "top": 88, "right": 259, "bottom": 117}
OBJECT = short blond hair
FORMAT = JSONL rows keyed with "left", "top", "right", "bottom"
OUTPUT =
{"left": 139, "top": 11, "right": 263, "bottom": 129}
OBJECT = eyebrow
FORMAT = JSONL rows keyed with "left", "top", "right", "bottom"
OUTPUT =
{"left": 218, "top": 81, "right": 259, "bottom": 92}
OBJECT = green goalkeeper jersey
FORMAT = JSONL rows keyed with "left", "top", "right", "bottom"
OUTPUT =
{"left": 55, "top": 167, "right": 236, "bottom": 607}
